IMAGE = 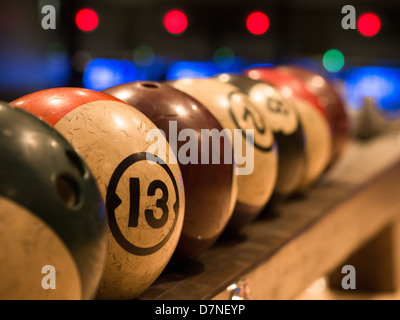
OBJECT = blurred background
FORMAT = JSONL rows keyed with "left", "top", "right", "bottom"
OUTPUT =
{"left": 0, "top": 0, "right": 400, "bottom": 115}
{"left": 1, "top": 0, "right": 400, "bottom": 301}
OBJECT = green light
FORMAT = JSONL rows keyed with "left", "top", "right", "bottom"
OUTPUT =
{"left": 133, "top": 45, "right": 155, "bottom": 67}
{"left": 213, "top": 47, "right": 235, "bottom": 70}
{"left": 322, "top": 49, "right": 345, "bottom": 72}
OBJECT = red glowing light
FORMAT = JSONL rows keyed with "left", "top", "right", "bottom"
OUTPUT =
{"left": 75, "top": 8, "right": 99, "bottom": 32}
{"left": 357, "top": 13, "right": 381, "bottom": 37}
{"left": 163, "top": 9, "right": 188, "bottom": 34}
{"left": 246, "top": 11, "right": 270, "bottom": 35}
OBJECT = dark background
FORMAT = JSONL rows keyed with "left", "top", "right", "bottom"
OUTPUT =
{"left": 0, "top": 0, "right": 399, "bottom": 108}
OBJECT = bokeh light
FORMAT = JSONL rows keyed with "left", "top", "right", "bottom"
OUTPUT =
{"left": 163, "top": 9, "right": 188, "bottom": 34}
{"left": 83, "top": 58, "right": 138, "bottom": 91}
{"left": 165, "top": 61, "right": 218, "bottom": 80}
{"left": 75, "top": 8, "right": 99, "bottom": 32}
{"left": 357, "top": 13, "right": 381, "bottom": 37}
{"left": 246, "top": 11, "right": 270, "bottom": 35}
{"left": 133, "top": 45, "right": 155, "bottom": 67}
{"left": 322, "top": 49, "right": 345, "bottom": 73}
{"left": 213, "top": 47, "right": 236, "bottom": 70}
{"left": 345, "top": 67, "right": 400, "bottom": 115}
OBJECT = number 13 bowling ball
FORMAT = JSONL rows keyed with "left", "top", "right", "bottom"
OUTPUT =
{"left": 104, "top": 81, "right": 238, "bottom": 260}
{"left": 11, "top": 88, "right": 185, "bottom": 300}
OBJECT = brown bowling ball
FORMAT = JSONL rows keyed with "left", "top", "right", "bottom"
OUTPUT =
{"left": 277, "top": 65, "right": 349, "bottom": 168}
{"left": 104, "top": 81, "right": 238, "bottom": 260}
{"left": 214, "top": 73, "right": 307, "bottom": 197}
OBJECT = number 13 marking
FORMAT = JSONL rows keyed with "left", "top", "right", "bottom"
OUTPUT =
{"left": 128, "top": 178, "right": 169, "bottom": 229}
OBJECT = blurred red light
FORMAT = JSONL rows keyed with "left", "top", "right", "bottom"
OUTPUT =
{"left": 75, "top": 8, "right": 99, "bottom": 32}
{"left": 246, "top": 11, "right": 270, "bottom": 35}
{"left": 357, "top": 13, "right": 381, "bottom": 37}
{"left": 163, "top": 9, "right": 188, "bottom": 34}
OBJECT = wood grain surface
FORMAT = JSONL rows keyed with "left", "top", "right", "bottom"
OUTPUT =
{"left": 139, "top": 131, "right": 400, "bottom": 300}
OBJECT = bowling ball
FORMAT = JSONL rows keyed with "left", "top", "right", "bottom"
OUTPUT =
{"left": 0, "top": 101, "right": 108, "bottom": 300}
{"left": 277, "top": 65, "right": 349, "bottom": 167}
{"left": 11, "top": 88, "right": 185, "bottom": 299}
{"left": 245, "top": 67, "right": 332, "bottom": 189}
{"left": 167, "top": 78, "right": 278, "bottom": 230}
{"left": 104, "top": 81, "right": 237, "bottom": 259}
{"left": 214, "top": 74, "right": 307, "bottom": 196}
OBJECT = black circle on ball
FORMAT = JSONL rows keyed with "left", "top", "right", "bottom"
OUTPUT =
{"left": 106, "top": 152, "right": 180, "bottom": 256}
{"left": 228, "top": 90, "right": 272, "bottom": 152}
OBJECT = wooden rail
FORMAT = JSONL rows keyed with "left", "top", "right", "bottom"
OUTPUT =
{"left": 139, "top": 131, "right": 400, "bottom": 300}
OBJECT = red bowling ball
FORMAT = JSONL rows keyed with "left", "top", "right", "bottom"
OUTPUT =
{"left": 277, "top": 65, "right": 349, "bottom": 168}
{"left": 245, "top": 67, "right": 333, "bottom": 189}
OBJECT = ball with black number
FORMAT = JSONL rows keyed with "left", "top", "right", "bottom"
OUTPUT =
{"left": 245, "top": 67, "right": 333, "bottom": 190}
{"left": 168, "top": 78, "right": 278, "bottom": 231}
{"left": 104, "top": 81, "right": 238, "bottom": 260}
{"left": 0, "top": 101, "right": 108, "bottom": 300}
{"left": 11, "top": 88, "right": 185, "bottom": 300}
{"left": 215, "top": 74, "right": 307, "bottom": 197}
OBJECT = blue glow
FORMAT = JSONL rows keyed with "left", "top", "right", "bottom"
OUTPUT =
{"left": 215, "top": 57, "right": 244, "bottom": 74}
{"left": 344, "top": 67, "right": 400, "bottom": 114}
{"left": 213, "top": 47, "right": 244, "bottom": 74}
{"left": 165, "top": 61, "right": 219, "bottom": 80}
{"left": 279, "top": 57, "right": 319, "bottom": 72}
{"left": 83, "top": 58, "right": 138, "bottom": 91}
{"left": 47, "top": 50, "right": 71, "bottom": 87}
{"left": 0, "top": 51, "right": 71, "bottom": 91}
{"left": 215, "top": 55, "right": 235, "bottom": 70}
{"left": 244, "top": 62, "right": 274, "bottom": 69}
{"left": 135, "top": 56, "right": 167, "bottom": 81}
